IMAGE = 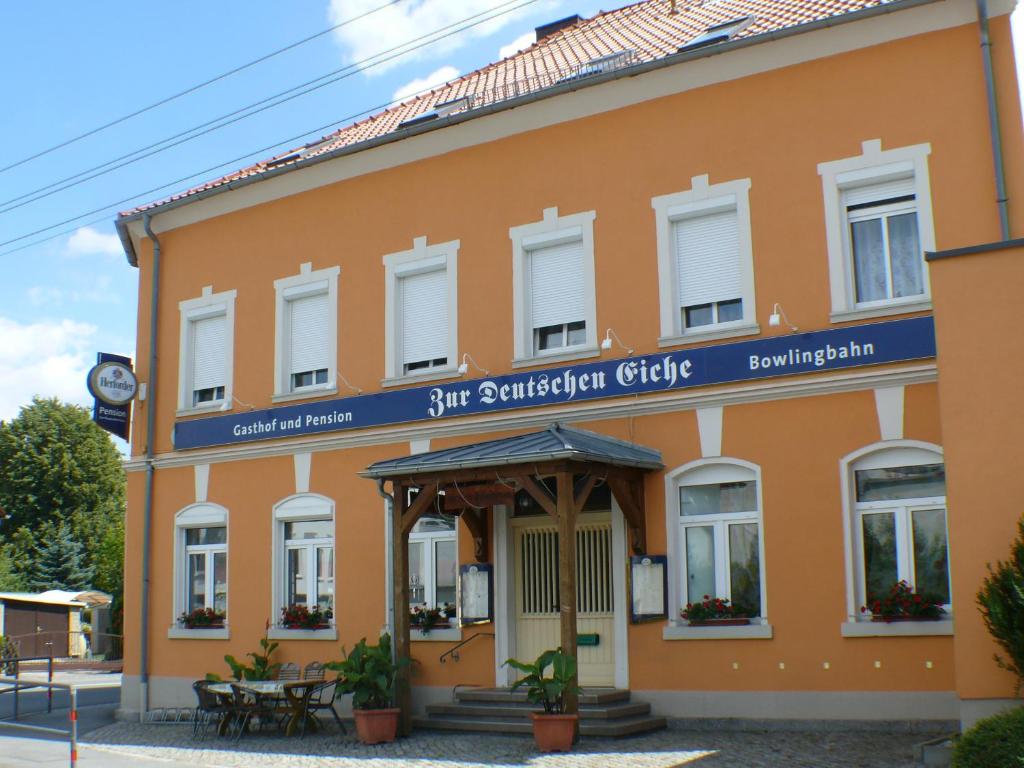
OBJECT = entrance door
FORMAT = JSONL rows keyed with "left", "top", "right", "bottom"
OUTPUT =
{"left": 3, "top": 601, "right": 68, "bottom": 658}
{"left": 513, "top": 514, "right": 615, "bottom": 686}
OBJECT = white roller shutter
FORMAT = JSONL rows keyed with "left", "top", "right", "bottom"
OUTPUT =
{"left": 191, "top": 314, "right": 226, "bottom": 392}
{"left": 401, "top": 269, "right": 448, "bottom": 365}
{"left": 289, "top": 292, "right": 329, "bottom": 375}
{"left": 843, "top": 177, "right": 915, "bottom": 208}
{"left": 529, "top": 239, "right": 585, "bottom": 329}
{"left": 674, "top": 208, "right": 741, "bottom": 308}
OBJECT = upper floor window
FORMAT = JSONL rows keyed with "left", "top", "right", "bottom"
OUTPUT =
{"left": 273, "top": 263, "right": 339, "bottom": 400}
{"left": 818, "top": 140, "right": 935, "bottom": 322}
{"left": 510, "top": 207, "right": 597, "bottom": 365}
{"left": 652, "top": 176, "right": 757, "bottom": 345}
{"left": 177, "top": 287, "right": 236, "bottom": 414}
{"left": 382, "top": 237, "right": 459, "bottom": 384}
{"left": 848, "top": 447, "right": 949, "bottom": 616}
{"left": 672, "top": 460, "right": 765, "bottom": 620}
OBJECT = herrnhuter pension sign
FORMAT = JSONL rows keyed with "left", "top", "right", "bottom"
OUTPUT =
{"left": 87, "top": 353, "right": 136, "bottom": 440}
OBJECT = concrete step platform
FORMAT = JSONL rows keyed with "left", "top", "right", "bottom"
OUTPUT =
{"left": 455, "top": 687, "right": 630, "bottom": 705}
{"left": 427, "top": 700, "right": 653, "bottom": 720}
{"left": 413, "top": 713, "right": 668, "bottom": 737}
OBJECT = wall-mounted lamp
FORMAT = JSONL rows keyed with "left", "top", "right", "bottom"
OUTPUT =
{"left": 600, "top": 328, "right": 634, "bottom": 355}
{"left": 768, "top": 303, "right": 799, "bottom": 332}
{"left": 457, "top": 353, "right": 489, "bottom": 376}
{"left": 219, "top": 394, "right": 256, "bottom": 412}
{"left": 336, "top": 370, "right": 363, "bottom": 395}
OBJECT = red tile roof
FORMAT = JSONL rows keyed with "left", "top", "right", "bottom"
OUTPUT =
{"left": 121, "top": 0, "right": 900, "bottom": 216}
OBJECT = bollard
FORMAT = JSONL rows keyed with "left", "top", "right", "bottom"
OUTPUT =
{"left": 48, "top": 653, "right": 53, "bottom": 714}
{"left": 69, "top": 688, "right": 78, "bottom": 767}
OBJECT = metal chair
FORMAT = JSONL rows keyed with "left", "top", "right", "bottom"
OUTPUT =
{"left": 297, "top": 677, "right": 345, "bottom": 738}
{"left": 277, "top": 662, "right": 300, "bottom": 681}
{"left": 191, "top": 680, "right": 230, "bottom": 740}
{"left": 228, "top": 683, "right": 275, "bottom": 742}
{"left": 303, "top": 661, "right": 325, "bottom": 680}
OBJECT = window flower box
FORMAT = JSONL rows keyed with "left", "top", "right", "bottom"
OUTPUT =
{"left": 178, "top": 607, "right": 226, "bottom": 629}
{"left": 686, "top": 617, "right": 751, "bottom": 627}
{"left": 861, "top": 580, "right": 945, "bottom": 623}
{"left": 280, "top": 604, "right": 333, "bottom": 630}
{"left": 681, "top": 596, "right": 754, "bottom": 626}
{"left": 410, "top": 603, "right": 457, "bottom": 634}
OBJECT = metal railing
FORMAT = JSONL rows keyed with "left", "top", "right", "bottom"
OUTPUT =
{"left": 0, "top": 675, "right": 79, "bottom": 767}
{"left": 0, "top": 654, "right": 56, "bottom": 716}
{"left": 439, "top": 632, "right": 495, "bottom": 664}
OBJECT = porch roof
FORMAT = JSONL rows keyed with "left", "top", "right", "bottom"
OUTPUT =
{"left": 362, "top": 423, "right": 663, "bottom": 478}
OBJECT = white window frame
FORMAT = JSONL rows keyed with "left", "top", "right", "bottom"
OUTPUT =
{"left": 169, "top": 503, "right": 229, "bottom": 639}
{"left": 509, "top": 207, "right": 598, "bottom": 367}
{"left": 663, "top": 458, "right": 771, "bottom": 640}
{"left": 819, "top": 140, "right": 935, "bottom": 323}
{"left": 408, "top": 515, "right": 458, "bottom": 610}
{"left": 839, "top": 441, "right": 953, "bottom": 638}
{"left": 382, "top": 237, "right": 459, "bottom": 386}
{"left": 273, "top": 262, "right": 340, "bottom": 402}
{"left": 177, "top": 286, "right": 236, "bottom": 415}
{"left": 269, "top": 494, "right": 337, "bottom": 639}
{"left": 652, "top": 175, "right": 758, "bottom": 346}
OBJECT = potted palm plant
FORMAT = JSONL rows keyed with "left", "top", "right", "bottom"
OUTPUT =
{"left": 326, "top": 632, "right": 407, "bottom": 744}
{"left": 504, "top": 648, "right": 581, "bottom": 752}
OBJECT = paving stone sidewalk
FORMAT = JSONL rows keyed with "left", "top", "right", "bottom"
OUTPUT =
{"left": 84, "top": 722, "right": 925, "bottom": 767}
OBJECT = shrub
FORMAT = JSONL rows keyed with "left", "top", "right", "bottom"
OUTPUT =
{"left": 952, "top": 706, "right": 1024, "bottom": 768}
{"left": 977, "top": 515, "right": 1024, "bottom": 694}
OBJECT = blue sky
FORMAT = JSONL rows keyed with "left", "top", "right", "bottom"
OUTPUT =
{"left": 0, "top": 0, "right": 1021, "bottom": 447}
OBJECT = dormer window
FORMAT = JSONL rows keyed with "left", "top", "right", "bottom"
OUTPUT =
{"left": 679, "top": 16, "right": 755, "bottom": 52}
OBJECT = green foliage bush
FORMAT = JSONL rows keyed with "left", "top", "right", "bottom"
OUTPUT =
{"left": 952, "top": 706, "right": 1024, "bottom": 768}
{"left": 977, "top": 516, "right": 1024, "bottom": 693}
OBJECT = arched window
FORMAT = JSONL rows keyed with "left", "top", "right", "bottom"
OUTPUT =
{"left": 842, "top": 443, "right": 949, "bottom": 619}
{"left": 272, "top": 494, "right": 335, "bottom": 628}
{"left": 173, "top": 503, "right": 228, "bottom": 627}
{"left": 668, "top": 459, "right": 766, "bottom": 619}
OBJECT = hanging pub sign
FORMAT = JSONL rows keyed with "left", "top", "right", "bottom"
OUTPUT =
{"left": 630, "top": 555, "right": 668, "bottom": 623}
{"left": 174, "top": 315, "right": 936, "bottom": 450}
{"left": 459, "top": 563, "right": 493, "bottom": 626}
{"left": 86, "top": 353, "right": 136, "bottom": 440}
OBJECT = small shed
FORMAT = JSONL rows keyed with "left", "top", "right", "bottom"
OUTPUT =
{"left": 0, "top": 592, "right": 87, "bottom": 658}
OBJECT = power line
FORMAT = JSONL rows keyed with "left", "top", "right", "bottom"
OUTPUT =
{"left": 0, "top": 0, "right": 407, "bottom": 176}
{"left": 0, "top": 66, "right": 471, "bottom": 258}
{"left": 0, "top": 0, "right": 534, "bottom": 217}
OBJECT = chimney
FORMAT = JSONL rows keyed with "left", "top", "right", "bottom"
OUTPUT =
{"left": 535, "top": 14, "right": 581, "bottom": 41}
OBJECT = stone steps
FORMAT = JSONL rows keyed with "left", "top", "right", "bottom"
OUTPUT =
{"left": 414, "top": 687, "right": 666, "bottom": 738}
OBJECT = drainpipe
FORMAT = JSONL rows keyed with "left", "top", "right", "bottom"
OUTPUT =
{"left": 139, "top": 214, "right": 161, "bottom": 721}
{"left": 976, "top": 0, "right": 1011, "bottom": 240}
{"left": 377, "top": 479, "right": 396, "bottom": 653}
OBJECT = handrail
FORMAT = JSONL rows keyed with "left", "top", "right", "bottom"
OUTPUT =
{"left": 0, "top": 675, "right": 79, "bottom": 767}
{"left": 0, "top": 653, "right": 56, "bottom": 716}
{"left": 439, "top": 632, "right": 495, "bottom": 664}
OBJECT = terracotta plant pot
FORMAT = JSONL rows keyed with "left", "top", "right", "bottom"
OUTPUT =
{"left": 353, "top": 708, "right": 400, "bottom": 744}
{"left": 687, "top": 617, "right": 750, "bottom": 626}
{"left": 530, "top": 712, "right": 578, "bottom": 752}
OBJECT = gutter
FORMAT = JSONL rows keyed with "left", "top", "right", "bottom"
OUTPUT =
{"left": 115, "top": 0, "right": 942, "bottom": 267}
{"left": 976, "top": 0, "right": 1012, "bottom": 240}
{"left": 138, "top": 214, "right": 161, "bottom": 721}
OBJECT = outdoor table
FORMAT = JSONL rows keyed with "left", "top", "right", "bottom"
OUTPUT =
{"left": 208, "top": 680, "right": 319, "bottom": 737}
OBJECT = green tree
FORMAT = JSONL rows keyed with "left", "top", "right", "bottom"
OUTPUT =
{"left": 977, "top": 515, "right": 1024, "bottom": 694}
{"left": 0, "top": 397, "right": 125, "bottom": 583}
{"left": 27, "top": 520, "right": 94, "bottom": 591}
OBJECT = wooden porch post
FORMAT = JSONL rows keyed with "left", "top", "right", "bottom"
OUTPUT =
{"left": 555, "top": 470, "right": 579, "bottom": 718}
{"left": 391, "top": 481, "right": 412, "bottom": 736}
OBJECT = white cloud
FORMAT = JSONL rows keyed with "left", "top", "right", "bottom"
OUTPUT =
{"left": 328, "top": 0, "right": 556, "bottom": 75}
{"left": 0, "top": 317, "right": 97, "bottom": 422}
{"left": 392, "top": 65, "right": 460, "bottom": 102}
{"left": 65, "top": 226, "right": 123, "bottom": 258}
{"left": 28, "top": 286, "right": 64, "bottom": 306}
{"left": 499, "top": 30, "right": 535, "bottom": 59}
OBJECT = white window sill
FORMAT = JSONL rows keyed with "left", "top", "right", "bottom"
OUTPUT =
{"left": 658, "top": 322, "right": 761, "bottom": 348}
{"left": 411, "top": 627, "right": 462, "bottom": 642}
{"left": 663, "top": 622, "right": 773, "bottom": 640}
{"left": 381, "top": 368, "right": 461, "bottom": 388}
{"left": 176, "top": 404, "right": 226, "bottom": 418}
{"left": 512, "top": 346, "right": 600, "bottom": 369}
{"left": 267, "top": 627, "right": 338, "bottom": 640}
{"left": 168, "top": 626, "right": 230, "bottom": 640}
{"left": 841, "top": 619, "right": 953, "bottom": 638}
{"left": 271, "top": 386, "right": 338, "bottom": 404}
{"left": 830, "top": 298, "right": 932, "bottom": 324}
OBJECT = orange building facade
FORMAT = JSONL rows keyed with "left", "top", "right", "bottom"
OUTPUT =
{"left": 114, "top": 0, "right": 1024, "bottom": 729}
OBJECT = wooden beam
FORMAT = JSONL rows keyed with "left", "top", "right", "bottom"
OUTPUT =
{"left": 555, "top": 471, "right": 579, "bottom": 721}
{"left": 573, "top": 474, "right": 598, "bottom": 515}
{"left": 460, "top": 507, "right": 489, "bottom": 562}
{"left": 608, "top": 475, "right": 647, "bottom": 555}
{"left": 391, "top": 481, "right": 412, "bottom": 736}
{"left": 518, "top": 475, "right": 557, "bottom": 518}
{"left": 443, "top": 483, "right": 514, "bottom": 511}
{"left": 400, "top": 483, "right": 439, "bottom": 537}
{"left": 372, "top": 460, "right": 579, "bottom": 487}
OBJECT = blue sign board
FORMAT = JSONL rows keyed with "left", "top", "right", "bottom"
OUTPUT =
{"left": 88, "top": 352, "right": 134, "bottom": 440}
{"left": 174, "top": 316, "right": 936, "bottom": 451}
